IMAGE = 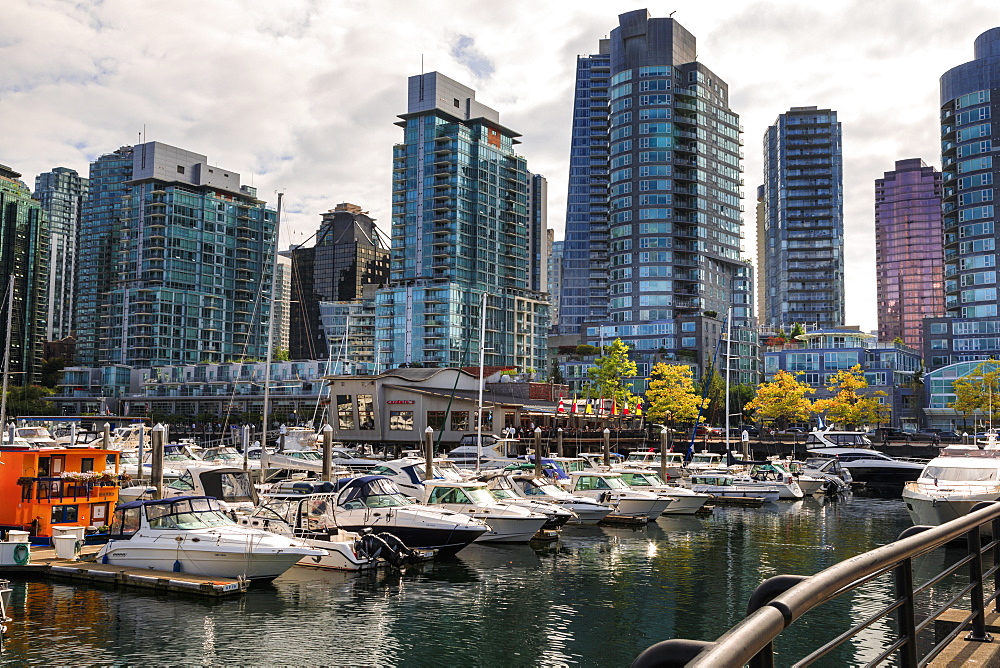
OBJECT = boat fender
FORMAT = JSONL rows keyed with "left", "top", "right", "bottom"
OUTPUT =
{"left": 12, "top": 543, "right": 29, "bottom": 566}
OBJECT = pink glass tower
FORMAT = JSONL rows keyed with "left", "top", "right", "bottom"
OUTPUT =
{"left": 875, "top": 158, "right": 944, "bottom": 349}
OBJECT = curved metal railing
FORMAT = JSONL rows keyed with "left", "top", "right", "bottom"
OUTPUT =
{"left": 632, "top": 501, "right": 1000, "bottom": 668}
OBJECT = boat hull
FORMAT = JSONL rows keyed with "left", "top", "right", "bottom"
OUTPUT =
{"left": 690, "top": 485, "right": 780, "bottom": 502}
{"left": 333, "top": 523, "right": 486, "bottom": 555}
{"left": 97, "top": 541, "right": 317, "bottom": 580}
{"left": 657, "top": 492, "right": 711, "bottom": 515}
{"left": 470, "top": 515, "right": 549, "bottom": 543}
{"left": 902, "top": 485, "right": 1000, "bottom": 534}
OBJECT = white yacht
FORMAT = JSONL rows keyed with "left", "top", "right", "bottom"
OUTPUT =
{"left": 565, "top": 471, "right": 673, "bottom": 519}
{"left": 445, "top": 435, "right": 523, "bottom": 470}
{"left": 903, "top": 444, "right": 1000, "bottom": 530}
{"left": 686, "top": 472, "right": 781, "bottom": 502}
{"left": 612, "top": 468, "right": 712, "bottom": 514}
{"left": 687, "top": 451, "right": 726, "bottom": 473}
{"left": 478, "top": 474, "right": 576, "bottom": 528}
{"left": 368, "top": 458, "right": 466, "bottom": 498}
{"left": 805, "top": 428, "right": 926, "bottom": 484}
{"left": 622, "top": 451, "right": 687, "bottom": 479}
{"left": 421, "top": 480, "right": 550, "bottom": 542}
{"left": 746, "top": 462, "right": 805, "bottom": 499}
{"left": 96, "top": 496, "right": 326, "bottom": 580}
{"left": 506, "top": 474, "right": 614, "bottom": 524}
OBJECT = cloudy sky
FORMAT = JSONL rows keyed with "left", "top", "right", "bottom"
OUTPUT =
{"left": 3, "top": 0, "right": 995, "bottom": 331}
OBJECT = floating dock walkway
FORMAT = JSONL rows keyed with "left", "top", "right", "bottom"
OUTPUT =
{"left": 0, "top": 545, "right": 247, "bottom": 597}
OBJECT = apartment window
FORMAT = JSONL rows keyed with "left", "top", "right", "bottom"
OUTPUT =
{"left": 176, "top": 165, "right": 185, "bottom": 174}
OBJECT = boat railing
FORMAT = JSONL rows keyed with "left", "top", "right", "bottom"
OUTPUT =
{"left": 17, "top": 476, "right": 120, "bottom": 502}
{"left": 632, "top": 501, "right": 1000, "bottom": 667}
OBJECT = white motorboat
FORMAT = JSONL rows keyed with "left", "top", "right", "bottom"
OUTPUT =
{"left": 478, "top": 473, "right": 576, "bottom": 529}
{"left": 746, "top": 461, "right": 805, "bottom": 499}
{"left": 903, "top": 444, "right": 1000, "bottom": 531}
{"left": 686, "top": 472, "right": 781, "bottom": 502}
{"left": 687, "top": 451, "right": 727, "bottom": 473}
{"left": 612, "top": 468, "right": 712, "bottom": 514}
{"left": 368, "top": 458, "right": 467, "bottom": 498}
{"left": 507, "top": 474, "right": 614, "bottom": 524}
{"left": 95, "top": 496, "right": 326, "bottom": 580}
{"left": 805, "top": 429, "right": 925, "bottom": 484}
{"left": 622, "top": 451, "right": 687, "bottom": 479}
{"left": 325, "top": 476, "right": 488, "bottom": 554}
{"left": 796, "top": 456, "right": 853, "bottom": 494}
{"left": 578, "top": 452, "right": 626, "bottom": 470}
{"left": 200, "top": 446, "right": 260, "bottom": 470}
{"left": 242, "top": 483, "right": 424, "bottom": 570}
{"left": 421, "top": 480, "right": 549, "bottom": 543}
{"left": 565, "top": 471, "right": 673, "bottom": 519}
{"left": 445, "top": 435, "right": 523, "bottom": 470}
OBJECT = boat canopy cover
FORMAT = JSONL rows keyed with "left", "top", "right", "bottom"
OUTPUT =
{"left": 334, "top": 476, "right": 402, "bottom": 505}
{"left": 115, "top": 495, "right": 214, "bottom": 510}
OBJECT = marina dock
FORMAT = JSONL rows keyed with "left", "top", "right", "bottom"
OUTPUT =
{"left": 0, "top": 545, "right": 247, "bottom": 597}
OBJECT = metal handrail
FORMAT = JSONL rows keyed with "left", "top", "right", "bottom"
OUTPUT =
{"left": 632, "top": 501, "right": 1000, "bottom": 668}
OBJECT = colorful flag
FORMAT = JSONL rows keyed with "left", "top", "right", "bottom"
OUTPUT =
{"left": 557, "top": 396, "right": 566, "bottom": 414}
{"left": 585, "top": 398, "right": 594, "bottom": 414}
{"left": 611, "top": 398, "right": 618, "bottom": 415}
{"left": 622, "top": 399, "right": 630, "bottom": 416}
{"left": 634, "top": 399, "right": 643, "bottom": 416}
{"left": 571, "top": 395, "right": 579, "bottom": 414}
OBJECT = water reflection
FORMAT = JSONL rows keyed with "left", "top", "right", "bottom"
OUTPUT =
{"left": 1, "top": 497, "right": 917, "bottom": 666}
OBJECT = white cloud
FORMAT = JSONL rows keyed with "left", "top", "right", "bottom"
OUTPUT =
{"left": 2, "top": 0, "right": 996, "bottom": 331}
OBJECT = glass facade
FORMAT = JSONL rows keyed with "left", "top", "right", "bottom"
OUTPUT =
{"left": 33, "top": 167, "right": 87, "bottom": 342}
{"left": 561, "top": 10, "right": 757, "bottom": 387}
{"left": 762, "top": 107, "right": 845, "bottom": 329}
{"left": 0, "top": 164, "right": 48, "bottom": 385}
{"left": 875, "top": 159, "right": 944, "bottom": 349}
{"left": 76, "top": 142, "right": 276, "bottom": 368}
{"left": 925, "top": 28, "right": 1000, "bottom": 370}
{"left": 376, "top": 72, "right": 549, "bottom": 371}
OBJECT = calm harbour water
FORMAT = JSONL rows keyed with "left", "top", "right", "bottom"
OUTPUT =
{"left": 1, "top": 496, "right": 924, "bottom": 666}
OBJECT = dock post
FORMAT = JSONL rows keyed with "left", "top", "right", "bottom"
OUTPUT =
{"left": 151, "top": 423, "right": 164, "bottom": 500}
{"left": 424, "top": 426, "right": 434, "bottom": 481}
{"left": 321, "top": 423, "right": 333, "bottom": 482}
{"left": 137, "top": 425, "right": 145, "bottom": 480}
{"left": 660, "top": 428, "right": 669, "bottom": 481}
{"left": 603, "top": 427, "right": 611, "bottom": 467}
{"left": 534, "top": 427, "right": 543, "bottom": 478}
{"left": 102, "top": 422, "right": 111, "bottom": 450}
{"left": 557, "top": 427, "right": 563, "bottom": 458}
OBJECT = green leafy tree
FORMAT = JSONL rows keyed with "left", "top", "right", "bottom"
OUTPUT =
{"left": 789, "top": 323, "right": 805, "bottom": 339}
{"left": 273, "top": 347, "right": 290, "bottom": 362}
{"left": 549, "top": 359, "right": 565, "bottom": 385}
{"left": 697, "top": 361, "right": 726, "bottom": 426}
{"left": 812, "top": 365, "right": 889, "bottom": 429}
{"left": 730, "top": 383, "right": 758, "bottom": 425}
{"left": 744, "top": 369, "right": 815, "bottom": 430}
{"left": 40, "top": 357, "right": 66, "bottom": 389}
{"left": 584, "top": 339, "right": 638, "bottom": 409}
{"left": 644, "top": 363, "right": 705, "bottom": 428}
{"left": 3, "top": 385, "right": 57, "bottom": 416}
{"left": 951, "top": 361, "right": 1000, "bottom": 429}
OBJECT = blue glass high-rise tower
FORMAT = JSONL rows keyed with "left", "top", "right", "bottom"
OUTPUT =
{"left": 762, "top": 107, "right": 845, "bottom": 329}
{"left": 376, "top": 72, "right": 550, "bottom": 371}
{"left": 560, "top": 10, "right": 756, "bottom": 387}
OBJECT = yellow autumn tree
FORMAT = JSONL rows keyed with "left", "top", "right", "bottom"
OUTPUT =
{"left": 812, "top": 364, "right": 889, "bottom": 429}
{"left": 744, "top": 369, "right": 815, "bottom": 430}
{"left": 644, "top": 363, "right": 705, "bottom": 428}
{"left": 950, "top": 361, "right": 1000, "bottom": 429}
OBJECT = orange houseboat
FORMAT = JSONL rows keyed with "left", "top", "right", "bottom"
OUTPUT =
{"left": 0, "top": 445, "right": 120, "bottom": 538}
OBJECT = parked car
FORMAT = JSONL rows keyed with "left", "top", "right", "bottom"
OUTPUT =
{"left": 913, "top": 430, "right": 961, "bottom": 443}
{"left": 780, "top": 427, "right": 806, "bottom": 434}
{"left": 694, "top": 425, "right": 723, "bottom": 436}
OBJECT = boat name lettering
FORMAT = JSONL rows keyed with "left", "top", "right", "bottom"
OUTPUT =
{"left": 386, "top": 400, "right": 415, "bottom": 404}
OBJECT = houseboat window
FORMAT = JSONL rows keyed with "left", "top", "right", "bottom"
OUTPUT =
{"left": 51, "top": 505, "right": 78, "bottom": 524}
{"left": 426, "top": 411, "right": 446, "bottom": 430}
{"left": 357, "top": 394, "right": 375, "bottom": 430}
{"left": 337, "top": 395, "right": 354, "bottom": 430}
{"left": 105, "top": 453, "right": 117, "bottom": 468}
{"left": 389, "top": 411, "right": 413, "bottom": 431}
{"left": 38, "top": 457, "right": 50, "bottom": 477}
{"left": 81, "top": 458, "right": 94, "bottom": 473}
{"left": 451, "top": 411, "right": 469, "bottom": 432}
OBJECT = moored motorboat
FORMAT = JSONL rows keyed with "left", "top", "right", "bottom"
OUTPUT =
{"left": 420, "top": 480, "right": 549, "bottom": 543}
{"left": 478, "top": 473, "right": 576, "bottom": 528}
{"left": 686, "top": 472, "right": 781, "bottom": 502}
{"left": 903, "top": 444, "right": 1000, "bottom": 531}
{"left": 806, "top": 428, "right": 925, "bottom": 484}
{"left": 507, "top": 474, "right": 614, "bottom": 524}
{"left": 611, "top": 468, "right": 712, "bottom": 514}
{"left": 96, "top": 496, "right": 326, "bottom": 580}
{"left": 565, "top": 471, "right": 673, "bottom": 519}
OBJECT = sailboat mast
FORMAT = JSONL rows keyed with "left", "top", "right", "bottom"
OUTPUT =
{"left": 260, "top": 193, "right": 283, "bottom": 455}
{"left": 0, "top": 277, "right": 13, "bottom": 441}
{"left": 475, "top": 291, "right": 486, "bottom": 472}
{"left": 725, "top": 306, "right": 733, "bottom": 456}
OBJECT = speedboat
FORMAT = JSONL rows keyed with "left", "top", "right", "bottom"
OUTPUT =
{"left": 622, "top": 451, "right": 687, "bottom": 479}
{"left": 200, "top": 446, "right": 260, "bottom": 470}
{"left": 445, "top": 435, "right": 523, "bottom": 470}
{"left": 612, "top": 468, "right": 712, "bottom": 514}
{"left": 687, "top": 451, "right": 726, "bottom": 474}
{"left": 242, "top": 483, "right": 425, "bottom": 570}
{"left": 506, "top": 474, "right": 614, "bottom": 524}
{"left": 95, "top": 496, "right": 326, "bottom": 580}
{"left": 326, "top": 476, "right": 489, "bottom": 554}
{"left": 421, "top": 480, "right": 549, "bottom": 543}
{"left": 686, "top": 472, "right": 781, "bottom": 502}
{"left": 746, "top": 462, "right": 805, "bottom": 499}
{"left": 565, "top": 471, "right": 673, "bottom": 519}
{"left": 477, "top": 473, "right": 576, "bottom": 528}
{"left": 806, "top": 428, "right": 925, "bottom": 484}
{"left": 367, "top": 458, "right": 467, "bottom": 498}
{"left": 903, "top": 444, "right": 1000, "bottom": 530}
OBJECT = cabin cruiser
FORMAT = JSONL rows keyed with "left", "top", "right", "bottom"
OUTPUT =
{"left": 805, "top": 429, "right": 926, "bottom": 484}
{"left": 506, "top": 474, "right": 614, "bottom": 524}
{"left": 797, "top": 456, "right": 853, "bottom": 494}
{"left": 565, "top": 471, "right": 673, "bottom": 519}
{"left": 611, "top": 468, "right": 712, "bottom": 514}
{"left": 686, "top": 472, "right": 781, "bottom": 502}
{"left": 11, "top": 426, "right": 59, "bottom": 448}
{"left": 687, "top": 451, "right": 727, "bottom": 473}
{"left": 622, "top": 451, "right": 687, "bottom": 479}
{"left": 746, "top": 462, "right": 805, "bottom": 499}
{"left": 578, "top": 452, "right": 626, "bottom": 470}
{"left": 241, "top": 482, "right": 424, "bottom": 570}
{"left": 903, "top": 444, "right": 1000, "bottom": 531}
{"left": 324, "top": 476, "right": 489, "bottom": 554}
{"left": 477, "top": 473, "right": 576, "bottom": 529}
{"left": 445, "top": 435, "right": 524, "bottom": 470}
{"left": 96, "top": 496, "right": 326, "bottom": 580}
{"left": 420, "top": 480, "right": 549, "bottom": 542}
{"left": 200, "top": 446, "right": 260, "bottom": 470}
{"left": 368, "top": 458, "right": 467, "bottom": 498}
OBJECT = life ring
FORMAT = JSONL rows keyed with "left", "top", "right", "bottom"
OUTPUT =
{"left": 13, "top": 543, "right": 29, "bottom": 565}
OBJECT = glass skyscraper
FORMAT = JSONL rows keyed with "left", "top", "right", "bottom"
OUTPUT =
{"left": 924, "top": 28, "right": 1000, "bottom": 370}
{"left": 560, "top": 10, "right": 756, "bottom": 386}
{"left": 34, "top": 167, "right": 88, "bottom": 343}
{"left": 0, "top": 164, "right": 48, "bottom": 385}
{"left": 376, "top": 72, "right": 549, "bottom": 371}
{"left": 762, "top": 106, "right": 845, "bottom": 329}
{"left": 75, "top": 142, "right": 275, "bottom": 368}
{"left": 875, "top": 158, "right": 943, "bottom": 350}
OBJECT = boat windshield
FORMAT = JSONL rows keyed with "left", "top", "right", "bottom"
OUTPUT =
{"left": 427, "top": 485, "right": 496, "bottom": 505}
{"left": 524, "top": 482, "right": 565, "bottom": 497}
{"left": 923, "top": 466, "right": 999, "bottom": 482}
{"left": 490, "top": 488, "right": 517, "bottom": 500}
{"left": 632, "top": 472, "right": 665, "bottom": 486}
{"left": 575, "top": 475, "right": 629, "bottom": 491}
{"left": 287, "top": 451, "right": 322, "bottom": 461}
{"left": 626, "top": 453, "right": 656, "bottom": 463}
{"left": 18, "top": 427, "right": 52, "bottom": 439}
{"left": 338, "top": 478, "right": 414, "bottom": 509}
{"left": 204, "top": 449, "right": 241, "bottom": 461}
{"left": 145, "top": 498, "right": 235, "bottom": 529}
{"left": 691, "top": 454, "right": 720, "bottom": 464}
